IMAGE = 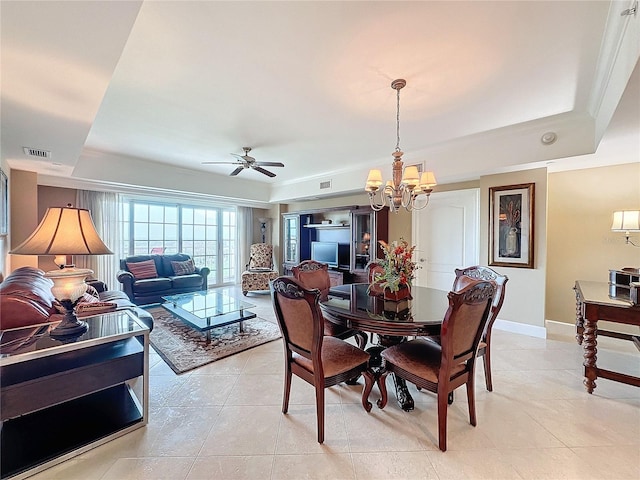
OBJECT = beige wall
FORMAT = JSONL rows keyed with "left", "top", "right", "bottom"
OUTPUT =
{"left": 546, "top": 163, "right": 640, "bottom": 325}
{"left": 9, "top": 170, "right": 39, "bottom": 271}
{"left": 480, "top": 168, "right": 548, "bottom": 328}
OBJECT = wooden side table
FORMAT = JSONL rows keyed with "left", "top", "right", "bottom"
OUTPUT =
{"left": 574, "top": 280, "right": 640, "bottom": 393}
{"left": 0, "top": 310, "right": 149, "bottom": 479}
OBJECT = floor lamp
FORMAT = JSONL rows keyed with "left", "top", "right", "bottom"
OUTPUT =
{"left": 10, "top": 205, "right": 113, "bottom": 338}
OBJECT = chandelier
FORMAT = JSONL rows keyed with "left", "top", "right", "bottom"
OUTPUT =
{"left": 365, "top": 79, "right": 437, "bottom": 213}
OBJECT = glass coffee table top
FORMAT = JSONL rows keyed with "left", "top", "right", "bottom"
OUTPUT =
{"left": 161, "top": 290, "right": 257, "bottom": 334}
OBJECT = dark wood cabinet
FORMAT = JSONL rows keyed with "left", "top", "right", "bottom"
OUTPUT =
{"left": 350, "top": 207, "right": 388, "bottom": 277}
{"left": 282, "top": 206, "right": 388, "bottom": 282}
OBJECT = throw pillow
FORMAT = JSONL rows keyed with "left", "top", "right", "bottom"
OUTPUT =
{"left": 127, "top": 259, "right": 158, "bottom": 279}
{"left": 171, "top": 258, "right": 196, "bottom": 276}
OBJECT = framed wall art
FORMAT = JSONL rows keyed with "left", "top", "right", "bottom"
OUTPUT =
{"left": 489, "top": 182, "right": 534, "bottom": 268}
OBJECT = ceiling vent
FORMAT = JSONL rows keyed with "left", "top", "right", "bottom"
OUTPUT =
{"left": 23, "top": 147, "right": 51, "bottom": 159}
{"left": 319, "top": 180, "right": 332, "bottom": 190}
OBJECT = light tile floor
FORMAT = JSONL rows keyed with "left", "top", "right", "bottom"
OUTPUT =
{"left": 29, "top": 288, "right": 640, "bottom": 480}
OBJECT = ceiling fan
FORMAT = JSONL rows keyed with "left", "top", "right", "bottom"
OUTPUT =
{"left": 201, "top": 147, "right": 284, "bottom": 177}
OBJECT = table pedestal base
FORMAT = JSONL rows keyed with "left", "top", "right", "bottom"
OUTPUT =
{"left": 361, "top": 337, "right": 415, "bottom": 412}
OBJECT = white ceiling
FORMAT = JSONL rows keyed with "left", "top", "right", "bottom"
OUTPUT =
{"left": 2, "top": 1, "right": 639, "bottom": 203}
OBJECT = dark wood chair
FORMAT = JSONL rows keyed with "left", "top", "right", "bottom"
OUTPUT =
{"left": 292, "top": 260, "right": 368, "bottom": 350}
{"left": 453, "top": 266, "right": 508, "bottom": 391}
{"left": 270, "top": 276, "right": 375, "bottom": 443}
{"left": 378, "top": 279, "right": 495, "bottom": 451}
{"left": 365, "top": 261, "right": 384, "bottom": 296}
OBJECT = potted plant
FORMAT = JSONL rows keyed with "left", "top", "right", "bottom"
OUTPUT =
{"left": 370, "top": 239, "right": 418, "bottom": 301}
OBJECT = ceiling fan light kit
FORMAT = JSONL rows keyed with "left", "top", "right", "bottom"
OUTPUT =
{"left": 365, "top": 79, "right": 437, "bottom": 213}
{"left": 202, "top": 147, "right": 284, "bottom": 177}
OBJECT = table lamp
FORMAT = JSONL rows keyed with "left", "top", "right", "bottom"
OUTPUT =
{"left": 611, "top": 210, "right": 640, "bottom": 247}
{"left": 10, "top": 205, "right": 113, "bottom": 337}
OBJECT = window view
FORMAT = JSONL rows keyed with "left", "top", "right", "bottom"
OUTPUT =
{"left": 122, "top": 200, "right": 237, "bottom": 286}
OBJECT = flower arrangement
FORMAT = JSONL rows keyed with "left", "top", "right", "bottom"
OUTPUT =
{"left": 372, "top": 239, "right": 419, "bottom": 292}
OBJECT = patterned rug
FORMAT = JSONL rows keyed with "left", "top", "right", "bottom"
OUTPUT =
{"left": 146, "top": 306, "right": 281, "bottom": 374}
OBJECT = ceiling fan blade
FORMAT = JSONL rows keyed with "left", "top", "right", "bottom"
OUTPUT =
{"left": 230, "top": 166, "right": 245, "bottom": 176}
{"left": 254, "top": 161, "right": 284, "bottom": 167}
{"left": 252, "top": 166, "right": 276, "bottom": 177}
{"left": 202, "top": 161, "right": 242, "bottom": 165}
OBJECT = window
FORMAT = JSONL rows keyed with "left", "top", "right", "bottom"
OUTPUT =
{"left": 123, "top": 200, "right": 237, "bottom": 286}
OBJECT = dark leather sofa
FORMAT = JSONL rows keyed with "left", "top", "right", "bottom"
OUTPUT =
{"left": 0, "top": 266, "right": 153, "bottom": 331}
{"left": 117, "top": 253, "right": 210, "bottom": 306}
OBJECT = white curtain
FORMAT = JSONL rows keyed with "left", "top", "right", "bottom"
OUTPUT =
{"left": 237, "top": 207, "right": 253, "bottom": 277}
{"left": 75, "top": 190, "right": 123, "bottom": 290}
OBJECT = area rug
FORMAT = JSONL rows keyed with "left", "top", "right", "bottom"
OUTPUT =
{"left": 145, "top": 306, "right": 281, "bottom": 374}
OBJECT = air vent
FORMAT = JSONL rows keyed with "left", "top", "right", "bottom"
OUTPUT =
{"left": 319, "top": 180, "right": 332, "bottom": 190}
{"left": 23, "top": 147, "right": 51, "bottom": 159}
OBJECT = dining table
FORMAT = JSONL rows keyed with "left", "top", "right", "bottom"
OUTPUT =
{"left": 319, "top": 283, "right": 450, "bottom": 411}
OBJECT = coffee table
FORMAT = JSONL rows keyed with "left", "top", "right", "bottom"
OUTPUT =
{"left": 161, "top": 290, "right": 257, "bottom": 344}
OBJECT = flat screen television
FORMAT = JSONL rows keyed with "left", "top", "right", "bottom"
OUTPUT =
{"left": 310, "top": 241, "right": 339, "bottom": 268}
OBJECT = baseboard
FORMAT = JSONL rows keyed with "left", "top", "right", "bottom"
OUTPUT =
{"left": 545, "top": 319, "right": 638, "bottom": 353}
{"left": 494, "top": 319, "right": 546, "bottom": 338}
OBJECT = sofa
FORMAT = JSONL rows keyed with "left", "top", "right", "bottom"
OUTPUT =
{"left": 0, "top": 266, "right": 154, "bottom": 331}
{"left": 117, "top": 253, "right": 210, "bottom": 306}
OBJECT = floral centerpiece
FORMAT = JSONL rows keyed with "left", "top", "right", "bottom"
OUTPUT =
{"left": 370, "top": 239, "right": 418, "bottom": 300}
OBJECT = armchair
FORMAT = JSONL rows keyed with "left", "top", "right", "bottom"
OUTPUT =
{"left": 241, "top": 243, "right": 279, "bottom": 296}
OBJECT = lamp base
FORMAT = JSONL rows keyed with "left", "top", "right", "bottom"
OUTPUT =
{"left": 50, "top": 300, "right": 88, "bottom": 339}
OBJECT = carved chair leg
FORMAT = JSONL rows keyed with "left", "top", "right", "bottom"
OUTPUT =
{"left": 437, "top": 387, "right": 449, "bottom": 452}
{"left": 282, "top": 369, "right": 292, "bottom": 414}
{"left": 315, "top": 385, "right": 325, "bottom": 444}
{"left": 376, "top": 371, "right": 389, "bottom": 409}
{"left": 466, "top": 378, "right": 477, "bottom": 427}
{"left": 355, "top": 330, "right": 368, "bottom": 350}
{"left": 361, "top": 370, "right": 375, "bottom": 412}
{"left": 482, "top": 348, "right": 493, "bottom": 392}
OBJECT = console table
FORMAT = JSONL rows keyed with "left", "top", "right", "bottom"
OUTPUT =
{"left": 574, "top": 280, "right": 640, "bottom": 393}
{"left": 0, "top": 310, "right": 149, "bottom": 479}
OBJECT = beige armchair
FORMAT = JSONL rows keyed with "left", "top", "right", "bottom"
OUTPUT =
{"left": 241, "top": 243, "right": 279, "bottom": 295}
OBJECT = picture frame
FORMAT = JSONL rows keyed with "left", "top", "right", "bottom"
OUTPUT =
{"left": 0, "top": 168, "right": 7, "bottom": 235}
{"left": 489, "top": 182, "right": 534, "bottom": 268}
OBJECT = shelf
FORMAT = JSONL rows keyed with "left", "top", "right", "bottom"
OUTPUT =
{"left": 1, "top": 384, "right": 144, "bottom": 479}
{"left": 303, "top": 223, "right": 350, "bottom": 229}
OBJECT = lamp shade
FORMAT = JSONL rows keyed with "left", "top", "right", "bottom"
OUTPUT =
{"left": 611, "top": 210, "right": 640, "bottom": 232}
{"left": 10, "top": 206, "right": 113, "bottom": 255}
{"left": 401, "top": 166, "right": 420, "bottom": 187}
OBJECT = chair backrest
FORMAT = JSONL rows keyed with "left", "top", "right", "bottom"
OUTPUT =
{"left": 365, "top": 261, "right": 384, "bottom": 295}
{"left": 249, "top": 243, "right": 274, "bottom": 269}
{"left": 150, "top": 247, "right": 165, "bottom": 254}
{"left": 440, "top": 280, "right": 495, "bottom": 374}
{"left": 270, "top": 276, "right": 324, "bottom": 367}
{"left": 453, "top": 266, "right": 508, "bottom": 336}
{"left": 292, "top": 260, "right": 331, "bottom": 301}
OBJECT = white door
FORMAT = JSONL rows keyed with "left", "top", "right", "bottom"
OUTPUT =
{"left": 412, "top": 189, "right": 480, "bottom": 291}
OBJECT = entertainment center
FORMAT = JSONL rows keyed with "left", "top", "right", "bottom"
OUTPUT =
{"left": 282, "top": 205, "right": 388, "bottom": 283}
